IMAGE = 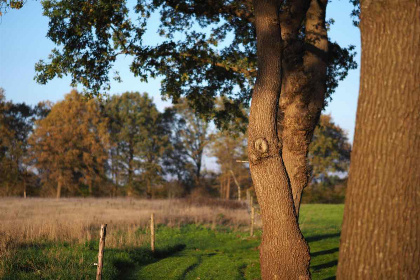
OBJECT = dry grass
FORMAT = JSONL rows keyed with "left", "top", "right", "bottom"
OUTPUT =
{"left": 0, "top": 197, "right": 260, "bottom": 259}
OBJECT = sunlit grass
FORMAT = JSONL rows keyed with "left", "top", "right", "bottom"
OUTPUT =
{"left": 0, "top": 199, "right": 343, "bottom": 279}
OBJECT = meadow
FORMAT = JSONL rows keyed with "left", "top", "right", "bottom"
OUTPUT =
{"left": 0, "top": 198, "right": 343, "bottom": 279}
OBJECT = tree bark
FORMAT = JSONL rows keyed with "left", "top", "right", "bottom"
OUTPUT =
{"left": 249, "top": 0, "right": 310, "bottom": 278}
{"left": 279, "top": 0, "right": 328, "bottom": 217}
{"left": 337, "top": 1, "right": 420, "bottom": 279}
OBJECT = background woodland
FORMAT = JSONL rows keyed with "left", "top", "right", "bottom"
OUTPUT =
{"left": 0, "top": 88, "right": 350, "bottom": 202}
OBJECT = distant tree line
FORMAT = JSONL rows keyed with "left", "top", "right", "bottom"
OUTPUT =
{"left": 0, "top": 89, "right": 350, "bottom": 201}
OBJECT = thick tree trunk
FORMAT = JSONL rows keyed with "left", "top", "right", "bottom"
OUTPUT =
{"left": 249, "top": 1, "right": 310, "bottom": 278}
{"left": 279, "top": 0, "right": 328, "bottom": 217}
{"left": 337, "top": 2, "right": 420, "bottom": 279}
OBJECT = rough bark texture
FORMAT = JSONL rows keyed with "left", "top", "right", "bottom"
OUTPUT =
{"left": 337, "top": 1, "right": 420, "bottom": 279}
{"left": 249, "top": 0, "right": 310, "bottom": 278}
{"left": 279, "top": 0, "right": 328, "bottom": 217}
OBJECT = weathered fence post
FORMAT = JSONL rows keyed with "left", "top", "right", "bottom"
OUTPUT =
{"left": 96, "top": 224, "right": 107, "bottom": 280}
{"left": 250, "top": 196, "right": 254, "bottom": 237}
{"left": 150, "top": 213, "right": 155, "bottom": 252}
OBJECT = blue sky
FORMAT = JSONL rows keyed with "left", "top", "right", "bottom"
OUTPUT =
{"left": 0, "top": 0, "right": 360, "bottom": 143}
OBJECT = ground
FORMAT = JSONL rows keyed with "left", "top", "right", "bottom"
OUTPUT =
{"left": 0, "top": 199, "right": 342, "bottom": 279}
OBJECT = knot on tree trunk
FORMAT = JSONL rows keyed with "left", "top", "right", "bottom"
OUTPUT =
{"left": 254, "top": 138, "right": 268, "bottom": 153}
{"left": 250, "top": 137, "right": 280, "bottom": 165}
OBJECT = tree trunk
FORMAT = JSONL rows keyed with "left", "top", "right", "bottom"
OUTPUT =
{"left": 195, "top": 150, "right": 202, "bottom": 187}
{"left": 279, "top": 0, "right": 328, "bottom": 217}
{"left": 147, "top": 180, "right": 152, "bottom": 199}
{"left": 89, "top": 180, "right": 93, "bottom": 196}
{"left": 220, "top": 176, "right": 224, "bottom": 198}
{"left": 226, "top": 174, "right": 231, "bottom": 199}
{"left": 249, "top": 1, "right": 310, "bottom": 279}
{"left": 128, "top": 146, "right": 134, "bottom": 196}
{"left": 23, "top": 174, "right": 27, "bottom": 198}
{"left": 337, "top": 2, "right": 420, "bottom": 279}
{"left": 56, "top": 180, "right": 62, "bottom": 199}
{"left": 229, "top": 170, "right": 241, "bottom": 201}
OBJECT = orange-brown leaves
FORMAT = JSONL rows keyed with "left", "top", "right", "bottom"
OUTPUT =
{"left": 28, "top": 90, "right": 109, "bottom": 197}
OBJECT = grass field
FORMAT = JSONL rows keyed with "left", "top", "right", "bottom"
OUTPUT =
{"left": 0, "top": 199, "right": 343, "bottom": 280}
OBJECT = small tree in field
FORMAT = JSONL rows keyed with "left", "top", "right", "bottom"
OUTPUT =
{"left": 28, "top": 91, "right": 109, "bottom": 198}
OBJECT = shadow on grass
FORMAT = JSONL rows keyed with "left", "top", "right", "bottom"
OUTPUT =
{"left": 306, "top": 233, "right": 341, "bottom": 242}
{"left": 154, "top": 244, "right": 186, "bottom": 259}
{"left": 16, "top": 242, "right": 50, "bottom": 250}
{"left": 310, "top": 247, "right": 339, "bottom": 257}
{"left": 181, "top": 255, "right": 202, "bottom": 279}
{"left": 112, "top": 244, "right": 186, "bottom": 280}
{"left": 312, "top": 260, "right": 338, "bottom": 271}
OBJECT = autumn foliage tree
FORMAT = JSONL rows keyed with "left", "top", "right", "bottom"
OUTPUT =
{"left": 28, "top": 91, "right": 109, "bottom": 198}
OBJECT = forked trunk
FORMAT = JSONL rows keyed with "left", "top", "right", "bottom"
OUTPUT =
{"left": 249, "top": 1, "right": 310, "bottom": 278}
{"left": 337, "top": 1, "right": 420, "bottom": 278}
{"left": 278, "top": 0, "right": 328, "bottom": 217}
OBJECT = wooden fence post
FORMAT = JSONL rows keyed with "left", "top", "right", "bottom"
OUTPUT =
{"left": 250, "top": 206, "right": 255, "bottom": 237}
{"left": 250, "top": 196, "right": 254, "bottom": 237}
{"left": 96, "top": 224, "right": 107, "bottom": 280}
{"left": 150, "top": 213, "right": 155, "bottom": 252}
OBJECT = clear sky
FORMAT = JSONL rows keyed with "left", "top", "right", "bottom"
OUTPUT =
{"left": 0, "top": 0, "right": 360, "bottom": 144}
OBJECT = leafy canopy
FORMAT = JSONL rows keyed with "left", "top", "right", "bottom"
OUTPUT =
{"left": 35, "top": 0, "right": 356, "bottom": 128}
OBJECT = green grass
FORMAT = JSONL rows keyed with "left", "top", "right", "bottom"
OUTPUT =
{"left": 0, "top": 204, "right": 343, "bottom": 280}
